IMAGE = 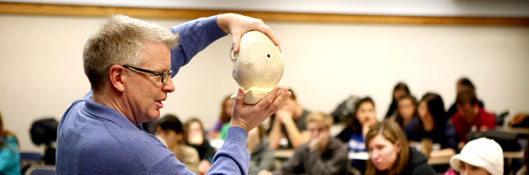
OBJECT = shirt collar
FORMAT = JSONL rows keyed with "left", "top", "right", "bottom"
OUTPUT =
{"left": 83, "top": 91, "right": 142, "bottom": 130}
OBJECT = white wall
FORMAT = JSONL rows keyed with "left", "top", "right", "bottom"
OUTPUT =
{"left": 4, "top": 0, "right": 529, "bottom": 17}
{"left": 1, "top": 14, "right": 528, "bottom": 152}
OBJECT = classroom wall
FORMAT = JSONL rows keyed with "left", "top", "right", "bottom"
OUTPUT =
{"left": 1, "top": 14, "right": 528, "bottom": 152}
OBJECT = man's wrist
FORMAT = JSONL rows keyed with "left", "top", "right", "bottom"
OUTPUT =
{"left": 229, "top": 120, "right": 249, "bottom": 132}
{"left": 216, "top": 14, "right": 231, "bottom": 34}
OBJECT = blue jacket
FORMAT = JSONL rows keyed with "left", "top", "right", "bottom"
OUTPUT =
{"left": 57, "top": 16, "right": 251, "bottom": 175}
{"left": 0, "top": 136, "right": 20, "bottom": 175}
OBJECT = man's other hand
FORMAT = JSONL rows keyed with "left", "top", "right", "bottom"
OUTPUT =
{"left": 230, "top": 87, "right": 290, "bottom": 132}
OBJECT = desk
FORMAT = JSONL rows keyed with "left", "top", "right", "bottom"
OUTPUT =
{"left": 498, "top": 126, "right": 529, "bottom": 136}
{"left": 428, "top": 156, "right": 451, "bottom": 165}
{"left": 274, "top": 149, "right": 524, "bottom": 166}
{"left": 504, "top": 151, "right": 524, "bottom": 159}
{"left": 274, "top": 149, "right": 294, "bottom": 160}
{"left": 427, "top": 151, "right": 524, "bottom": 165}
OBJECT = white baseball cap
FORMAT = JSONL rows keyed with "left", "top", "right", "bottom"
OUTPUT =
{"left": 450, "top": 137, "right": 503, "bottom": 175}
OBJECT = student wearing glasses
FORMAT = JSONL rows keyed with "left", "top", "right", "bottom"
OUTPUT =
{"left": 56, "top": 13, "right": 290, "bottom": 175}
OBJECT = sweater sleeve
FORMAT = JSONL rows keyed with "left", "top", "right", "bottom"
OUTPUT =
{"left": 207, "top": 127, "right": 249, "bottom": 175}
{"left": 169, "top": 15, "right": 227, "bottom": 77}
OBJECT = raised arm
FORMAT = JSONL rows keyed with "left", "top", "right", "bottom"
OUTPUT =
{"left": 169, "top": 16, "right": 226, "bottom": 77}
{"left": 169, "top": 13, "right": 281, "bottom": 77}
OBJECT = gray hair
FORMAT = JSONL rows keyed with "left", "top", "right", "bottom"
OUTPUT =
{"left": 83, "top": 14, "right": 178, "bottom": 92}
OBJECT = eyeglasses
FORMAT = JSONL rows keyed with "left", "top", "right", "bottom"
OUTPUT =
{"left": 122, "top": 65, "right": 172, "bottom": 84}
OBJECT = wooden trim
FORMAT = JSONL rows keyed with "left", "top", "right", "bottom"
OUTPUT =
{"left": 1, "top": 2, "right": 529, "bottom": 26}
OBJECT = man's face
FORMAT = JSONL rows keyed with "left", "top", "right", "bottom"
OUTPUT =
{"left": 457, "top": 103, "right": 478, "bottom": 121}
{"left": 124, "top": 40, "right": 175, "bottom": 124}
{"left": 307, "top": 121, "right": 328, "bottom": 140}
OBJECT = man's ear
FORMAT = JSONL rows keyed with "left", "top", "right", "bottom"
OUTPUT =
{"left": 108, "top": 65, "right": 126, "bottom": 92}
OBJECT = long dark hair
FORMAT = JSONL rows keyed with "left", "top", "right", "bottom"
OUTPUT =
{"left": 385, "top": 82, "right": 410, "bottom": 118}
{"left": 348, "top": 97, "right": 375, "bottom": 133}
{"left": 417, "top": 93, "right": 447, "bottom": 142}
{"left": 157, "top": 114, "right": 184, "bottom": 134}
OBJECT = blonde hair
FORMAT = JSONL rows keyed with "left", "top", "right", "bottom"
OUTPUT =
{"left": 305, "top": 112, "right": 333, "bottom": 128}
{"left": 83, "top": 14, "right": 179, "bottom": 92}
{"left": 365, "top": 120, "right": 410, "bottom": 175}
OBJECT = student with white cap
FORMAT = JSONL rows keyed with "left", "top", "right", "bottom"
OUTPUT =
{"left": 449, "top": 137, "right": 504, "bottom": 175}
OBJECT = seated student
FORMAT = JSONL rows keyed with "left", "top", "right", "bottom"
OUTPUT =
{"left": 365, "top": 120, "right": 436, "bottom": 175}
{"left": 404, "top": 93, "right": 457, "bottom": 160}
{"left": 246, "top": 125, "right": 274, "bottom": 175}
{"left": 450, "top": 138, "right": 503, "bottom": 175}
{"left": 209, "top": 95, "right": 234, "bottom": 140}
{"left": 280, "top": 112, "right": 349, "bottom": 175}
{"left": 447, "top": 77, "right": 485, "bottom": 119}
{"left": 392, "top": 94, "right": 418, "bottom": 128}
{"left": 451, "top": 89, "right": 496, "bottom": 149}
{"left": 269, "top": 89, "right": 311, "bottom": 149}
{"left": 336, "top": 97, "right": 377, "bottom": 173}
{"left": 155, "top": 114, "right": 200, "bottom": 174}
{"left": 0, "top": 112, "right": 21, "bottom": 175}
{"left": 184, "top": 118, "right": 216, "bottom": 174}
{"left": 385, "top": 82, "right": 411, "bottom": 118}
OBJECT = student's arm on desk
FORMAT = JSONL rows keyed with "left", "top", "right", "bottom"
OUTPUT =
{"left": 430, "top": 148, "right": 455, "bottom": 159}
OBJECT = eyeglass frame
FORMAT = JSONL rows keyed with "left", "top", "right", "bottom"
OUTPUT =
{"left": 122, "top": 65, "right": 172, "bottom": 84}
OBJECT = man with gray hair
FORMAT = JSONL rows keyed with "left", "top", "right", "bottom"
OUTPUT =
{"left": 56, "top": 13, "right": 290, "bottom": 175}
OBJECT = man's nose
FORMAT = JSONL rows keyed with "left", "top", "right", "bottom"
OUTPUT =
{"left": 163, "top": 77, "right": 176, "bottom": 93}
